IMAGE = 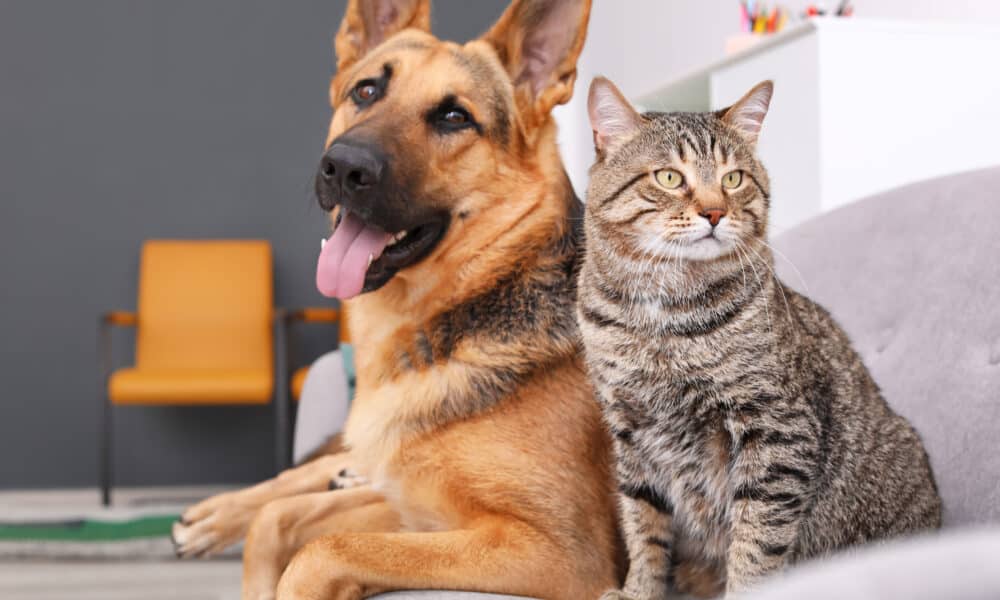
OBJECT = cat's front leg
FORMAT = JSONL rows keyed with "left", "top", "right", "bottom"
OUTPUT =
{"left": 604, "top": 441, "right": 675, "bottom": 600}
{"left": 724, "top": 418, "right": 817, "bottom": 595}
{"left": 725, "top": 504, "right": 801, "bottom": 596}
{"left": 605, "top": 488, "right": 674, "bottom": 600}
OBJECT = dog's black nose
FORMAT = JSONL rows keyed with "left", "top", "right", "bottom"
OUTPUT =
{"left": 317, "top": 140, "right": 386, "bottom": 210}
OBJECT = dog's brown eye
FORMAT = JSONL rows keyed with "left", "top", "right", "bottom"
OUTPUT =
{"left": 350, "top": 79, "right": 384, "bottom": 107}
{"left": 428, "top": 98, "right": 479, "bottom": 134}
{"left": 349, "top": 65, "right": 391, "bottom": 108}
{"left": 443, "top": 109, "right": 468, "bottom": 125}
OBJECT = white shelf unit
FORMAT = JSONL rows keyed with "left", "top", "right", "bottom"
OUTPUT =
{"left": 635, "top": 18, "right": 1000, "bottom": 233}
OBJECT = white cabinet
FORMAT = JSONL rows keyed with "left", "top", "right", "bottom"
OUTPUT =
{"left": 635, "top": 18, "right": 1000, "bottom": 233}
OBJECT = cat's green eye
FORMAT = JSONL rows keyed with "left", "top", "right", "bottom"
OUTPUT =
{"left": 654, "top": 169, "right": 684, "bottom": 190}
{"left": 722, "top": 170, "right": 743, "bottom": 189}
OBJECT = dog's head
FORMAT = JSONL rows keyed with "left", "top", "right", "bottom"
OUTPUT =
{"left": 315, "top": 0, "right": 591, "bottom": 300}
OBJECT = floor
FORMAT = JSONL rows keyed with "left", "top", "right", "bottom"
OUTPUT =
{"left": 0, "top": 560, "right": 243, "bottom": 600}
{"left": 0, "top": 486, "right": 243, "bottom": 600}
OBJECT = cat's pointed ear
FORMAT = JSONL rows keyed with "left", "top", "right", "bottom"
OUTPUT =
{"left": 480, "top": 0, "right": 592, "bottom": 127}
{"left": 335, "top": 0, "right": 432, "bottom": 72}
{"left": 718, "top": 80, "right": 773, "bottom": 145}
{"left": 588, "top": 76, "right": 643, "bottom": 158}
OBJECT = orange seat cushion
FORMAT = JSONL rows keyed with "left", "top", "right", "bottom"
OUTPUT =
{"left": 109, "top": 368, "right": 273, "bottom": 405}
{"left": 291, "top": 366, "right": 310, "bottom": 401}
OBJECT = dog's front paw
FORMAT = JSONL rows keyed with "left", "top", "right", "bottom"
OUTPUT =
{"left": 599, "top": 590, "right": 639, "bottom": 600}
{"left": 328, "top": 468, "right": 368, "bottom": 491}
{"left": 172, "top": 491, "right": 255, "bottom": 558}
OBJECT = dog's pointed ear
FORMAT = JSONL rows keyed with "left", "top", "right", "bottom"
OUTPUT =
{"left": 718, "top": 80, "right": 773, "bottom": 146}
{"left": 588, "top": 76, "right": 643, "bottom": 158}
{"left": 335, "top": 0, "right": 432, "bottom": 72}
{"left": 481, "top": 0, "right": 592, "bottom": 125}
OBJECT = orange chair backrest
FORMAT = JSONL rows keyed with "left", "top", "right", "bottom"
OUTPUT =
{"left": 135, "top": 240, "right": 273, "bottom": 372}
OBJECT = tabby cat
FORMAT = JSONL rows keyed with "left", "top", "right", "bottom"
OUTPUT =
{"left": 577, "top": 77, "right": 942, "bottom": 599}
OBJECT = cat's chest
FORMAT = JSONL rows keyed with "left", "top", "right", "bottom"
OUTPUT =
{"left": 640, "top": 410, "right": 735, "bottom": 557}
{"left": 594, "top": 327, "right": 723, "bottom": 391}
{"left": 635, "top": 405, "right": 731, "bottom": 479}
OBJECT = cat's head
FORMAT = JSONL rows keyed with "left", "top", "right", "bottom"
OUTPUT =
{"left": 585, "top": 76, "right": 773, "bottom": 264}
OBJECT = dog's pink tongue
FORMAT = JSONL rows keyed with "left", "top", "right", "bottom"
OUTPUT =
{"left": 316, "top": 211, "right": 392, "bottom": 299}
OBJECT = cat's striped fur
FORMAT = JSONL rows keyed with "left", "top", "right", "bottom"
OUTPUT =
{"left": 578, "top": 78, "right": 941, "bottom": 599}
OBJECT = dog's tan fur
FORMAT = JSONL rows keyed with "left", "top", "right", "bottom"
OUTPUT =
{"left": 174, "top": 1, "right": 621, "bottom": 599}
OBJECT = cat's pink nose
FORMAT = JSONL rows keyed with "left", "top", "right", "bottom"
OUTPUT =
{"left": 699, "top": 209, "right": 726, "bottom": 227}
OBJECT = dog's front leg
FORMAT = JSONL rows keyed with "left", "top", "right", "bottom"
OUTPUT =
{"left": 242, "top": 487, "right": 399, "bottom": 600}
{"left": 173, "top": 451, "right": 355, "bottom": 558}
{"left": 274, "top": 520, "right": 586, "bottom": 600}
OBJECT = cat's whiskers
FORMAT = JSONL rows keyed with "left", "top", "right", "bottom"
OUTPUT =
{"left": 659, "top": 244, "right": 681, "bottom": 296}
{"left": 739, "top": 240, "right": 795, "bottom": 331}
{"left": 669, "top": 237, "right": 683, "bottom": 275}
{"left": 735, "top": 240, "right": 773, "bottom": 336}
{"left": 758, "top": 238, "right": 821, "bottom": 324}
{"left": 757, "top": 240, "right": 810, "bottom": 293}
{"left": 733, "top": 243, "right": 749, "bottom": 293}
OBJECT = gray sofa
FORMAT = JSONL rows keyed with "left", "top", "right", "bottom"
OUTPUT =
{"left": 772, "top": 165, "right": 1000, "bottom": 529}
{"left": 350, "top": 167, "right": 1000, "bottom": 599}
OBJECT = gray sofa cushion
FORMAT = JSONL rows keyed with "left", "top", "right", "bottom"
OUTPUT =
{"left": 772, "top": 166, "right": 1000, "bottom": 527}
{"left": 374, "top": 593, "right": 530, "bottom": 599}
{"left": 745, "top": 527, "right": 1000, "bottom": 600}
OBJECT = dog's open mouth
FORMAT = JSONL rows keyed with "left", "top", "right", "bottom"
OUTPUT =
{"left": 316, "top": 209, "right": 447, "bottom": 299}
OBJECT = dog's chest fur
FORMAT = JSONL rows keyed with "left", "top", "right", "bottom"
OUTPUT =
{"left": 343, "top": 221, "right": 585, "bottom": 529}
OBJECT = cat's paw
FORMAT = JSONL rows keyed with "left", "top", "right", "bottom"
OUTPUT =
{"left": 599, "top": 590, "right": 639, "bottom": 600}
{"left": 724, "top": 580, "right": 757, "bottom": 600}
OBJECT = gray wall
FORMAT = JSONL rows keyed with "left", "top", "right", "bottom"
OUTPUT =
{"left": 0, "top": 0, "right": 506, "bottom": 489}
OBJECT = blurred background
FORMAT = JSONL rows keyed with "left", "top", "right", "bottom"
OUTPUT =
{"left": 2, "top": 0, "right": 999, "bottom": 519}
{"left": 1, "top": 0, "right": 512, "bottom": 491}
{"left": 2, "top": 1, "right": 999, "bottom": 598}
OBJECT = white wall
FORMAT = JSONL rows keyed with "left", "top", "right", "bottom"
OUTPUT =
{"left": 557, "top": 0, "right": 1000, "bottom": 195}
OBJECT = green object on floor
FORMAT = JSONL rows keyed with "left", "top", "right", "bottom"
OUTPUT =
{"left": 0, "top": 515, "right": 178, "bottom": 541}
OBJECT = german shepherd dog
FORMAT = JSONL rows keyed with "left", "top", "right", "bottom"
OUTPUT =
{"left": 172, "top": 0, "right": 620, "bottom": 598}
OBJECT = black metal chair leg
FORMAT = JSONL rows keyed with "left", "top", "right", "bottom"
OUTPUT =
{"left": 274, "top": 311, "right": 291, "bottom": 472}
{"left": 275, "top": 394, "right": 290, "bottom": 473}
{"left": 98, "top": 317, "right": 113, "bottom": 507}
{"left": 100, "top": 396, "right": 112, "bottom": 507}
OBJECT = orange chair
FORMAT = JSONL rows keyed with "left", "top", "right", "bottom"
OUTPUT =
{"left": 98, "top": 240, "right": 341, "bottom": 506}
